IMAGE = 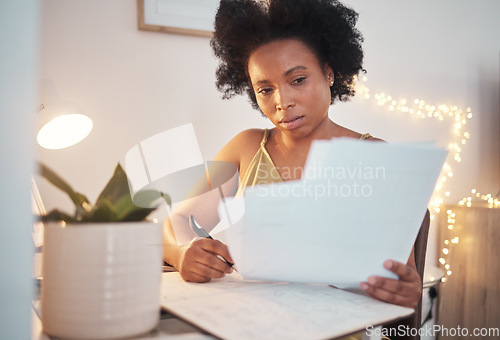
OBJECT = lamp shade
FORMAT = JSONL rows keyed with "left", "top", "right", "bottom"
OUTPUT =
{"left": 37, "top": 79, "right": 93, "bottom": 150}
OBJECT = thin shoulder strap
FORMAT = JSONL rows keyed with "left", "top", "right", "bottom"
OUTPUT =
{"left": 260, "top": 129, "right": 270, "bottom": 146}
{"left": 359, "top": 133, "right": 372, "bottom": 140}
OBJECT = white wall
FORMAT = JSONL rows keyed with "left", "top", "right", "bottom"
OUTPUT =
{"left": 0, "top": 0, "right": 39, "bottom": 338}
{"left": 38, "top": 0, "right": 271, "bottom": 214}
{"left": 337, "top": 0, "right": 500, "bottom": 202}
{"left": 38, "top": 0, "right": 499, "bottom": 265}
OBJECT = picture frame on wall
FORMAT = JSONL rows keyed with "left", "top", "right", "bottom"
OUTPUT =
{"left": 137, "top": 0, "right": 219, "bottom": 37}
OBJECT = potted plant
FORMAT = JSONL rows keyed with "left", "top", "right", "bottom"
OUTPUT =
{"left": 38, "top": 163, "right": 170, "bottom": 340}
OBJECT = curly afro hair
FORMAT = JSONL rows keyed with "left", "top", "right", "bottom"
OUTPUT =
{"left": 210, "top": 0, "right": 365, "bottom": 111}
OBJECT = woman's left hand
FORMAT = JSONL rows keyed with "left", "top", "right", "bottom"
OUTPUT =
{"left": 360, "top": 259, "right": 422, "bottom": 308}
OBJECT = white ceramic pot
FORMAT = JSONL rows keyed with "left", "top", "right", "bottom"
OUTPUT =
{"left": 41, "top": 221, "right": 163, "bottom": 339}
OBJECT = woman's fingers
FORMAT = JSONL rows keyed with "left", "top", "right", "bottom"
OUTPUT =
{"left": 360, "top": 260, "right": 422, "bottom": 308}
{"left": 178, "top": 238, "right": 233, "bottom": 283}
{"left": 383, "top": 260, "right": 418, "bottom": 282}
{"left": 199, "top": 238, "right": 235, "bottom": 266}
{"left": 360, "top": 280, "right": 418, "bottom": 308}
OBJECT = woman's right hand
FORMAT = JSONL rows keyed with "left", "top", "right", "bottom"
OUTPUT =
{"left": 175, "top": 238, "right": 234, "bottom": 283}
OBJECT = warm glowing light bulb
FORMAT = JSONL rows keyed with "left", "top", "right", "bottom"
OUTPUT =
{"left": 37, "top": 114, "right": 93, "bottom": 149}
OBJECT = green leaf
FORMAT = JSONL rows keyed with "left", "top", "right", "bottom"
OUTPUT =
{"left": 37, "top": 162, "right": 170, "bottom": 224}
{"left": 39, "top": 209, "right": 77, "bottom": 224}
{"left": 113, "top": 193, "right": 159, "bottom": 222}
{"left": 95, "top": 164, "right": 130, "bottom": 207}
{"left": 121, "top": 207, "right": 156, "bottom": 222}
{"left": 133, "top": 190, "right": 172, "bottom": 209}
{"left": 114, "top": 193, "right": 140, "bottom": 220}
{"left": 38, "top": 163, "right": 90, "bottom": 209}
{"left": 84, "top": 199, "right": 118, "bottom": 223}
{"left": 161, "top": 193, "right": 171, "bottom": 207}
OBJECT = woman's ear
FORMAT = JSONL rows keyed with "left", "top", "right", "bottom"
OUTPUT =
{"left": 325, "top": 66, "right": 334, "bottom": 86}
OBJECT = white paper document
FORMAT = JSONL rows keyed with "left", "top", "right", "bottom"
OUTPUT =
{"left": 221, "top": 139, "right": 447, "bottom": 287}
{"left": 161, "top": 272, "right": 414, "bottom": 340}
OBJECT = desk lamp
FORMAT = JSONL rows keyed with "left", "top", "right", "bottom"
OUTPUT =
{"left": 37, "top": 79, "right": 93, "bottom": 149}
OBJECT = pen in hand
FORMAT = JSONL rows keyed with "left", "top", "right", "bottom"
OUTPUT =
{"left": 189, "top": 215, "right": 236, "bottom": 269}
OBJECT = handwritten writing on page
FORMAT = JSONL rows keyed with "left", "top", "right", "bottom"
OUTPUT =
{"left": 223, "top": 139, "right": 447, "bottom": 287}
{"left": 161, "top": 272, "right": 413, "bottom": 340}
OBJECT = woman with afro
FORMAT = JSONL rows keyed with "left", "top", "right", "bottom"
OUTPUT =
{"left": 163, "top": 0, "right": 423, "bottom": 313}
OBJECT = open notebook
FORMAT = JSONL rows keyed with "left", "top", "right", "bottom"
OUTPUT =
{"left": 160, "top": 272, "right": 413, "bottom": 340}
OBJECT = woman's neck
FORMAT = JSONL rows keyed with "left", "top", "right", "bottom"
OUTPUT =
{"left": 274, "top": 119, "right": 338, "bottom": 152}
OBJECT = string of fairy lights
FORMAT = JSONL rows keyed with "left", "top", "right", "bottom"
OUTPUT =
{"left": 353, "top": 75, "right": 499, "bottom": 283}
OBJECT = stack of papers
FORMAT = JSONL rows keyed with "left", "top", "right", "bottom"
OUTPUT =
{"left": 216, "top": 139, "right": 447, "bottom": 287}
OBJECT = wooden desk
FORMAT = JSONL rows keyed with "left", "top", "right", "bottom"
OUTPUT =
{"left": 437, "top": 205, "right": 500, "bottom": 339}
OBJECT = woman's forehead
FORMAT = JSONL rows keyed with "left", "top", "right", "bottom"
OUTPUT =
{"left": 248, "top": 39, "right": 322, "bottom": 77}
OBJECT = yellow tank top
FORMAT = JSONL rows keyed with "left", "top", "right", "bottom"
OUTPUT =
{"left": 235, "top": 129, "right": 372, "bottom": 196}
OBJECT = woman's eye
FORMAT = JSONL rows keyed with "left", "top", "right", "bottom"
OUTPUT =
{"left": 258, "top": 88, "right": 272, "bottom": 95}
{"left": 292, "top": 77, "right": 306, "bottom": 85}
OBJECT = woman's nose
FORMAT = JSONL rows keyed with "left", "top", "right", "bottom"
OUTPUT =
{"left": 275, "top": 88, "right": 295, "bottom": 111}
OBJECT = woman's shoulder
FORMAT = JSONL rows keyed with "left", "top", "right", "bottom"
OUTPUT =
{"left": 232, "top": 128, "right": 267, "bottom": 143}
{"left": 213, "top": 128, "right": 267, "bottom": 165}
{"left": 226, "top": 128, "right": 268, "bottom": 150}
{"left": 334, "top": 124, "right": 385, "bottom": 142}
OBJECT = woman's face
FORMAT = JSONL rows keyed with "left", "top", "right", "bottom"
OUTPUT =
{"left": 247, "top": 39, "right": 333, "bottom": 138}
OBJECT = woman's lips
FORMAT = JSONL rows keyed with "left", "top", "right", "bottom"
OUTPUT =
{"left": 279, "top": 115, "right": 304, "bottom": 130}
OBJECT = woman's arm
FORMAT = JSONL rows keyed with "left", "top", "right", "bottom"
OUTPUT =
{"left": 162, "top": 176, "right": 238, "bottom": 282}
{"left": 162, "top": 129, "right": 262, "bottom": 282}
